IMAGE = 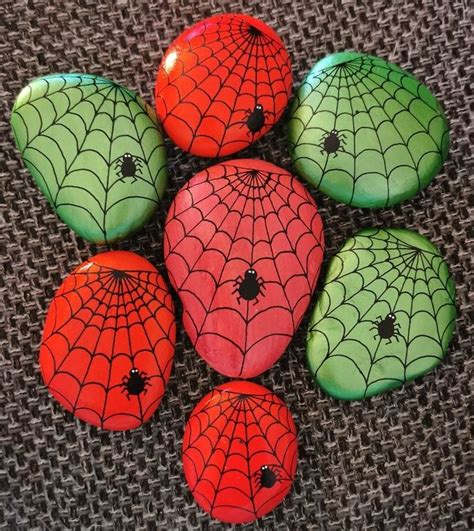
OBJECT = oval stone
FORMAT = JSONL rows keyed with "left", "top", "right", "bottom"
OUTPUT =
{"left": 307, "top": 228, "right": 456, "bottom": 400}
{"left": 155, "top": 13, "right": 292, "bottom": 157}
{"left": 183, "top": 380, "right": 298, "bottom": 524}
{"left": 164, "top": 159, "right": 324, "bottom": 378}
{"left": 40, "top": 251, "right": 176, "bottom": 430}
{"left": 288, "top": 52, "right": 449, "bottom": 208}
{"left": 11, "top": 74, "right": 167, "bottom": 244}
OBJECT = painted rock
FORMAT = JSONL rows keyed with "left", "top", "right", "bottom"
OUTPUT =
{"left": 40, "top": 251, "right": 176, "bottom": 430}
{"left": 183, "top": 380, "right": 298, "bottom": 524}
{"left": 155, "top": 13, "right": 292, "bottom": 157}
{"left": 164, "top": 159, "right": 324, "bottom": 378}
{"left": 11, "top": 74, "right": 167, "bottom": 244}
{"left": 307, "top": 228, "right": 456, "bottom": 400}
{"left": 288, "top": 52, "right": 449, "bottom": 208}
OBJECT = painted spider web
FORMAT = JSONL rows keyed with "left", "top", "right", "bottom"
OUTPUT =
{"left": 40, "top": 260, "right": 176, "bottom": 430}
{"left": 183, "top": 387, "right": 298, "bottom": 522}
{"left": 288, "top": 53, "right": 449, "bottom": 207}
{"left": 164, "top": 161, "right": 324, "bottom": 378}
{"left": 307, "top": 228, "right": 456, "bottom": 400}
{"left": 11, "top": 73, "right": 167, "bottom": 244}
{"left": 156, "top": 14, "right": 292, "bottom": 156}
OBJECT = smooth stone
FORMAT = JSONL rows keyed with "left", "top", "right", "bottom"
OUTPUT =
{"left": 307, "top": 228, "right": 456, "bottom": 400}
{"left": 164, "top": 159, "right": 324, "bottom": 378}
{"left": 11, "top": 74, "right": 167, "bottom": 244}
{"left": 40, "top": 251, "right": 176, "bottom": 430}
{"left": 155, "top": 13, "right": 292, "bottom": 157}
{"left": 182, "top": 380, "right": 298, "bottom": 524}
{"left": 288, "top": 52, "right": 449, "bottom": 208}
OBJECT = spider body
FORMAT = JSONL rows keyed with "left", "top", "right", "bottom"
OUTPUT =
{"left": 116, "top": 153, "right": 141, "bottom": 183}
{"left": 259, "top": 465, "right": 278, "bottom": 488}
{"left": 121, "top": 368, "right": 150, "bottom": 399}
{"left": 320, "top": 129, "right": 346, "bottom": 156}
{"left": 233, "top": 269, "right": 265, "bottom": 304}
{"left": 246, "top": 104, "right": 266, "bottom": 134}
{"left": 371, "top": 313, "right": 401, "bottom": 343}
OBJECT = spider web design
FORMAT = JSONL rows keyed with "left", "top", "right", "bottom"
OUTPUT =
{"left": 11, "top": 73, "right": 167, "bottom": 244}
{"left": 164, "top": 160, "right": 324, "bottom": 378}
{"left": 39, "top": 256, "right": 176, "bottom": 430}
{"left": 288, "top": 52, "right": 449, "bottom": 208}
{"left": 155, "top": 13, "right": 292, "bottom": 157}
{"left": 182, "top": 384, "right": 298, "bottom": 524}
{"left": 307, "top": 228, "right": 456, "bottom": 400}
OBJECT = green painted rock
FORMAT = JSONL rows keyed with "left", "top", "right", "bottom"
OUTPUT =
{"left": 11, "top": 74, "right": 167, "bottom": 244}
{"left": 288, "top": 52, "right": 449, "bottom": 208}
{"left": 307, "top": 228, "right": 456, "bottom": 400}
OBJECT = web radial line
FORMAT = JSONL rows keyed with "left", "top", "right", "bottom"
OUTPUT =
{"left": 116, "top": 88, "right": 160, "bottom": 193}
{"left": 245, "top": 398, "right": 294, "bottom": 477}
{"left": 358, "top": 62, "right": 443, "bottom": 140}
{"left": 260, "top": 180, "right": 312, "bottom": 294}
{"left": 192, "top": 171, "right": 260, "bottom": 340}
{"left": 345, "top": 66, "right": 392, "bottom": 205}
{"left": 168, "top": 169, "right": 251, "bottom": 261}
{"left": 255, "top": 183, "right": 296, "bottom": 330}
{"left": 265, "top": 176, "right": 319, "bottom": 237}
{"left": 315, "top": 249, "right": 420, "bottom": 371}
{"left": 207, "top": 400, "right": 245, "bottom": 515}
{"left": 101, "top": 85, "right": 120, "bottom": 245}
{"left": 186, "top": 35, "right": 257, "bottom": 152}
{"left": 246, "top": 397, "right": 294, "bottom": 446}
{"left": 363, "top": 337, "right": 383, "bottom": 397}
{"left": 292, "top": 67, "right": 343, "bottom": 148}
{"left": 214, "top": 29, "right": 260, "bottom": 151}
{"left": 321, "top": 65, "right": 347, "bottom": 185}
{"left": 55, "top": 273, "right": 118, "bottom": 412}
{"left": 121, "top": 274, "right": 168, "bottom": 382}
{"left": 188, "top": 397, "right": 242, "bottom": 495}
{"left": 326, "top": 245, "right": 418, "bottom": 285}
{"left": 417, "top": 252, "right": 445, "bottom": 345}
{"left": 402, "top": 252, "right": 422, "bottom": 379}
{"left": 70, "top": 273, "right": 121, "bottom": 422}
{"left": 242, "top": 400, "right": 257, "bottom": 519}
{"left": 52, "top": 84, "right": 116, "bottom": 202}
{"left": 351, "top": 69, "right": 420, "bottom": 172}
{"left": 186, "top": 400, "right": 240, "bottom": 455}
{"left": 44, "top": 270, "right": 116, "bottom": 346}
{"left": 22, "top": 80, "right": 113, "bottom": 147}
{"left": 123, "top": 273, "right": 172, "bottom": 340}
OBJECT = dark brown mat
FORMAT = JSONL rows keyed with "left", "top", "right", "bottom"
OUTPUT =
{"left": 0, "top": 0, "right": 472, "bottom": 528}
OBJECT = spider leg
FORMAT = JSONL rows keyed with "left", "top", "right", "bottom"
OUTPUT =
{"left": 373, "top": 334, "right": 378, "bottom": 340}
{"left": 253, "top": 296, "right": 259, "bottom": 305}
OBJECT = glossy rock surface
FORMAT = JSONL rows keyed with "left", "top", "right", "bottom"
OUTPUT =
{"left": 307, "top": 228, "right": 456, "bottom": 400}
{"left": 11, "top": 74, "right": 167, "bottom": 244}
{"left": 155, "top": 13, "right": 292, "bottom": 157}
{"left": 40, "top": 251, "right": 176, "bottom": 430}
{"left": 182, "top": 380, "right": 298, "bottom": 524}
{"left": 164, "top": 159, "right": 324, "bottom": 378}
{"left": 288, "top": 52, "right": 449, "bottom": 208}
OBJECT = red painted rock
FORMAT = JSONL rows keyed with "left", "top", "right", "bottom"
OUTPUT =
{"left": 183, "top": 381, "right": 298, "bottom": 524}
{"left": 164, "top": 159, "right": 324, "bottom": 377}
{"left": 155, "top": 13, "right": 292, "bottom": 157}
{"left": 39, "top": 251, "right": 176, "bottom": 431}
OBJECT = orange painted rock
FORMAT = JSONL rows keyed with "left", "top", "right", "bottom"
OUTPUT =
{"left": 155, "top": 13, "right": 292, "bottom": 157}
{"left": 164, "top": 159, "right": 324, "bottom": 377}
{"left": 183, "top": 380, "right": 298, "bottom": 524}
{"left": 39, "top": 251, "right": 176, "bottom": 430}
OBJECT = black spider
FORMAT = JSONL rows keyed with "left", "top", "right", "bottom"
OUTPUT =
{"left": 253, "top": 465, "right": 280, "bottom": 490}
{"left": 241, "top": 104, "right": 272, "bottom": 136}
{"left": 121, "top": 368, "right": 150, "bottom": 399}
{"left": 370, "top": 313, "right": 402, "bottom": 343}
{"left": 319, "top": 129, "right": 346, "bottom": 156}
{"left": 233, "top": 269, "right": 265, "bottom": 304}
{"left": 115, "top": 153, "right": 142, "bottom": 183}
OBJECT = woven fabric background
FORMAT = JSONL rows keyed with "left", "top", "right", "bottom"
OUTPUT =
{"left": 0, "top": 0, "right": 472, "bottom": 528}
